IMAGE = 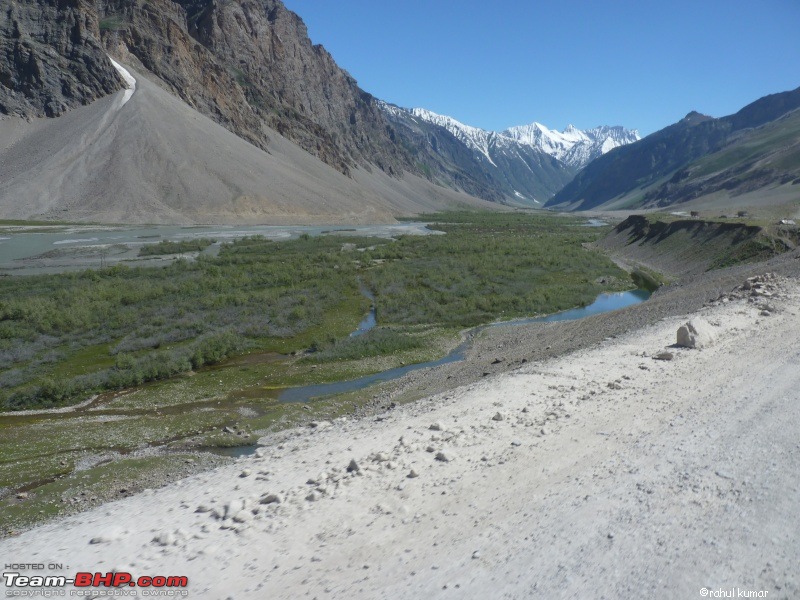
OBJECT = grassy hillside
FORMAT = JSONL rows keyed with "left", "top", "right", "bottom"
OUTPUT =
{"left": 639, "top": 109, "right": 800, "bottom": 207}
{"left": 596, "top": 214, "right": 793, "bottom": 278}
{"left": 548, "top": 86, "right": 800, "bottom": 211}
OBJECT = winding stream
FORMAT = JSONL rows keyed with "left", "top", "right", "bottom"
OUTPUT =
{"left": 278, "top": 288, "right": 650, "bottom": 403}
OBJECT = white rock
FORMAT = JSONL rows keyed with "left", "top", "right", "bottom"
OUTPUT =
{"left": 676, "top": 317, "right": 717, "bottom": 349}
{"left": 232, "top": 510, "right": 252, "bottom": 523}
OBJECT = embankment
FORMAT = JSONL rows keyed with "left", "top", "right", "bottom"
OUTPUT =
{"left": 596, "top": 214, "right": 790, "bottom": 278}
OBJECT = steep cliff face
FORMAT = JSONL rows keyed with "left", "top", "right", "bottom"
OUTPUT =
{"left": 2, "top": 0, "right": 412, "bottom": 177}
{"left": 0, "top": 0, "right": 123, "bottom": 117}
{"left": 172, "top": 0, "right": 410, "bottom": 176}
{"left": 102, "top": 0, "right": 413, "bottom": 175}
{"left": 100, "top": 0, "right": 267, "bottom": 151}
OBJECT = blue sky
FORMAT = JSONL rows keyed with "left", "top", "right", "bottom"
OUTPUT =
{"left": 281, "top": 0, "right": 800, "bottom": 136}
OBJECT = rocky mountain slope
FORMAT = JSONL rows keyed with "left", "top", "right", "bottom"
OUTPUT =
{"left": 638, "top": 107, "right": 800, "bottom": 210}
{"left": 1, "top": 0, "right": 412, "bottom": 178}
{"left": 0, "top": 59, "right": 490, "bottom": 224}
{"left": 381, "top": 104, "right": 638, "bottom": 205}
{"left": 548, "top": 86, "right": 800, "bottom": 211}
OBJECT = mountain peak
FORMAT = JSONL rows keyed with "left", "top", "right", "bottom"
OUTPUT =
{"left": 501, "top": 121, "right": 638, "bottom": 168}
{"left": 682, "top": 111, "right": 713, "bottom": 125}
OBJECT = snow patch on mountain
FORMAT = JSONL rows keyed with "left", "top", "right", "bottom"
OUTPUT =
{"left": 503, "top": 122, "right": 639, "bottom": 168}
{"left": 409, "top": 108, "right": 501, "bottom": 167}
{"left": 399, "top": 105, "right": 639, "bottom": 169}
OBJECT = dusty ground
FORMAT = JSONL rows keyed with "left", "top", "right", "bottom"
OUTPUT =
{"left": 2, "top": 270, "right": 798, "bottom": 599}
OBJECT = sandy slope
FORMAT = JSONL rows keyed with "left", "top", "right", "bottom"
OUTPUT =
{"left": 0, "top": 63, "right": 489, "bottom": 225}
{"left": 2, "top": 276, "right": 799, "bottom": 599}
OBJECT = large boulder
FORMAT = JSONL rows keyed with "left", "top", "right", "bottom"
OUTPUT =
{"left": 676, "top": 317, "right": 716, "bottom": 349}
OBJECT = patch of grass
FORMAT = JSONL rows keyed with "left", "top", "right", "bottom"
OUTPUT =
{"left": 709, "top": 235, "right": 788, "bottom": 270}
{"left": 0, "top": 453, "right": 221, "bottom": 534}
{"left": 303, "top": 326, "right": 424, "bottom": 362}
{"left": 99, "top": 16, "right": 127, "bottom": 32}
{"left": 631, "top": 268, "right": 664, "bottom": 292}
{"left": 366, "top": 211, "right": 631, "bottom": 327}
{"left": 138, "top": 238, "right": 216, "bottom": 256}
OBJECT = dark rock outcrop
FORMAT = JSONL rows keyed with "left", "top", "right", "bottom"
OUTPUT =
{"left": 0, "top": 0, "right": 123, "bottom": 117}
{"left": 2, "top": 0, "right": 413, "bottom": 177}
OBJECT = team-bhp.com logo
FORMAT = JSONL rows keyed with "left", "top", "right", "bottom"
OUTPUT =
{"left": 4, "top": 572, "right": 188, "bottom": 596}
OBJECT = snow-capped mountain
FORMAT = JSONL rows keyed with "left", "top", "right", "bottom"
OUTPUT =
{"left": 409, "top": 108, "right": 506, "bottom": 167}
{"left": 409, "top": 107, "right": 639, "bottom": 170}
{"left": 503, "top": 122, "right": 640, "bottom": 168}
{"left": 378, "top": 102, "right": 639, "bottom": 206}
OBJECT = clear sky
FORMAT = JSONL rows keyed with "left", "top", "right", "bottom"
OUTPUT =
{"left": 281, "top": 0, "right": 800, "bottom": 136}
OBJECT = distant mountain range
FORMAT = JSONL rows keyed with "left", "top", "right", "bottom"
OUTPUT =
{"left": 380, "top": 104, "right": 638, "bottom": 205}
{"left": 0, "top": 0, "right": 640, "bottom": 221}
{"left": 1, "top": 0, "right": 796, "bottom": 223}
{"left": 548, "top": 87, "right": 800, "bottom": 211}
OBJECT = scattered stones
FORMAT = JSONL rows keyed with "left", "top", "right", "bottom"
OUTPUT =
{"left": 435, "top": 451, "right": 456, "bottom": 463}
{"left": 677, "top": 317, "right": 717, "bottom": 349}
{"left": 239, "top": 470, "right": 251, "bottom": 478}
{"left": 492, "top": 412, "right": 504, "bottom": 422}
{"left": 491, "top": 357, "right": 504, "bottom": 364}
{"left": 654, "top": 352, "right": 674, "bottom": 361}
{"left": 152, "top": 531, "right": 176, "bottom": 547}
{"left": 232, "top": 510, "right": 252, "bottom": 523}
{"left": 15, "top": 492, "right": 28, "bottom": 500}
{"left": 259, "top": 494, "right": 282, "bottom": 505}
{"left": 407, "top": 469, "right": 419, "bottom": 479}
{"left": 305, "top": 491, "right": 322, "bottom": 502}
{"left": 373, "top": 452, "right": 390, "bottom": 463}
{"left": 195, "top": 503, "right": 213, "bottom": 513}
{"left": 472, "top": 550, "right": 481, "bottom": 559}
{"left": 429, "top": 422, "right": 444, "bottom": 431}
{"left": 346, "top": 459, "right": 360, "bottom": 473}
{"left": 89, "top": 535, "right": 112, "bottom": 545}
